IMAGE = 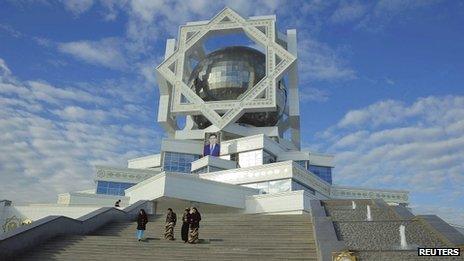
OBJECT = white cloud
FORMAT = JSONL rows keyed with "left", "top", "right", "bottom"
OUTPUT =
{"left": 337, "top": 96, "right": 464, "bottom": 129}
{"left": 330, "top": 1, "right": 367, "bottom": 24}
{"left": 385, "top": 77, "right": 395, "bottom": 85}
{"left": 58, "top": 37, "right": 127, "bottom": 69}
{"left": 62, "top": 0, "right": 95, "bottom": 15}
{"left": 0, "top": 58, "right": 162, "bottom": 203}
{"left": 299, "top": 37, "right": 357, "bottom": 82}
{"left": 299, "top": 87, "right": 329, "bottom": 103}
{"left": 357, "top": 0, "right": 442, "bottom": 32}
{"left": 337, "top": 100, "right": 406, "bottom": 128}
{"left": 319, "top": 95, "right": 464, "bottom": 225}
{"left": 0, "top": 58, "right": 12, "bottom": 77}
{"left": 0, "top": 23, "right": 23, "bottom": 38}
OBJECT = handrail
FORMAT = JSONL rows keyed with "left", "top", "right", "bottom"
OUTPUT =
{"left": 0, "top": 200, "right": 150, "bottom": 259}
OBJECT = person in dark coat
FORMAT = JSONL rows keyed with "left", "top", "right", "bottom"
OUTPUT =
{"left": 181, "top": 208, "right": 190, "bottom": 243}
{"left": 136, "top": 209, "right": 148, "bottom": 241}
{"left": 114, "top": 199, "right": 121, "bottom": 208}
{"left": 164, "top": 208, "right": 177, "bottom": 240}
{"left": 188, "top": 207, "right": 201, "bottom": 244}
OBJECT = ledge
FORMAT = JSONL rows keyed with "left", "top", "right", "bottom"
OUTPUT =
{"left": 309, "top": 200, "right": 346, "bottom": 261}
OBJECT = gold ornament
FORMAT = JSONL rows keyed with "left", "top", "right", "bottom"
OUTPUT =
{"left": 332, "top": 250, "right": 357, "bottom": 261}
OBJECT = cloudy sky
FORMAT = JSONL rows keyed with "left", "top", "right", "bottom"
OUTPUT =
{"left": 1, "top": 1, "right": 463, "bottom": 225}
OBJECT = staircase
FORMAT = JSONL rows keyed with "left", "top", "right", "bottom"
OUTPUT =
{"left": 16, "top": 213, "right": 317, "bottom": 260}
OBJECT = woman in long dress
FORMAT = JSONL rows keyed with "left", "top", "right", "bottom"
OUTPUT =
{"left": 164, "top": 208, "right": 177, "bottom": 240}
{"left": 181, "top": 208, "right": 190, "bottom": 243}
{"left": 136, "top": 209, "right": 148, "bottom": 241}
{"left": 188, "top": 207, "right": 201, "bottom": 244}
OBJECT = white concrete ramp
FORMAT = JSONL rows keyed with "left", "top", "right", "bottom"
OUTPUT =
{"left": 125, "top": 172, "right": 259, "bottom": 208}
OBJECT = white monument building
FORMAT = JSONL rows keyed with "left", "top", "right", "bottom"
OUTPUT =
{"left": 1, "top": 8, "right": 409, "bottom": 233}
{"left": 4, "top": 10, "right": 464, "bottom": 261}
{"left": 67, "top": 8, "right": 407, "bottom": 213}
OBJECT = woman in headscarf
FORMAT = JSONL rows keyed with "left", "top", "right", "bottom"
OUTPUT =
{"left": 136, "top": 209, "right": 148, "bottom": 241}
{"left": 164, "top": 208, "right": 177, "bottom": 240}
{"left": 181, "top": 208, "right": 190, "bottom": 243}
{"left": 188, "top": 207, "right": 201, "bottom": 244}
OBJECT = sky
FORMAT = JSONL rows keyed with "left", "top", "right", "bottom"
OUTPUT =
{"left": 0, "top": 0, "right": 463, "bottom": 226}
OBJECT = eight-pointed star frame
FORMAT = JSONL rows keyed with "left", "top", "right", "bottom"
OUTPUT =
{"left": 156, "top": 7, "right": 296, "bottom": 130}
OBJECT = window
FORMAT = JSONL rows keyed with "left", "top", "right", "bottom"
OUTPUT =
{"left": 96, "top": 181, "right": 135, "bottom": 196}
{"left": 209, "top": 166, "right": 225, "bottom": 172}
{"left": 241, "top": 179, "right": 291, "bottom": 194}
{"left": 307, "top": 165, "right": 333, "bottom": 184}
{"left": 163, "top": 152, "right": 200, "bottom": 173}
{"left": 192, "top": 166, "right": 208, "bottom": 174}
{"left": 269, "top": 179, "right": 291, "bottom": 193}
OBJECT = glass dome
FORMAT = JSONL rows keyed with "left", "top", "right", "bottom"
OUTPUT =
{"left": 188, "top": 46, "right": 286, "bottom": 128}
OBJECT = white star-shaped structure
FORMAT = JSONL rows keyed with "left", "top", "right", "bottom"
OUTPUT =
{"left": 156, "top": 7, "right": 296, "bottom": 131}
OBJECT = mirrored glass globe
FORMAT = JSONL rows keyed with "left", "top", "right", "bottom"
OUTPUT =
{"left": 188, "top": 46, "right": 286, "bottom": 128}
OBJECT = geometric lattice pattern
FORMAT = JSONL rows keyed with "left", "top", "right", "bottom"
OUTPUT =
{"left": 156, "top": 7, "right": 296, "bottom": 129}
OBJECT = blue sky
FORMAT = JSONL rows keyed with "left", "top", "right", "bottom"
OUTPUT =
{"left": 0, "top": 1, "right": 463, "bottom": 225}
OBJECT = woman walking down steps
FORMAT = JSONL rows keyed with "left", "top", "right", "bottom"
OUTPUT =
{"left": 136, "top": 209, "right": 148, "bottom": 241}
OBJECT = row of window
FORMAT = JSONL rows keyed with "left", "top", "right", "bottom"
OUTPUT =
{"left": 308, "top": 165, "right": 332, "bottom": 184}
{"left": 96, "top": 181, "right": 135, "bottom": 196}
{"left": 160, "top": 151, "right": 332, "bottom": 187}
{"left": 242, "top": 179, "right": 291, "bottom": 194}
{"left": 163, "top": 152, "right": 200, "bottom": 173}
{"left": 295, "top": 160, "right": 333, "bottom": 184}
{"left": 241, "top": 179, "right": 317, "bottom": 195}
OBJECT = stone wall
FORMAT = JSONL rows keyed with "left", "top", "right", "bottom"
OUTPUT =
{"left": 333, "top": 220, "right": 447, "bottom": 250}
{"left": 326, "top": 208, "right": 398, "bottom": 221}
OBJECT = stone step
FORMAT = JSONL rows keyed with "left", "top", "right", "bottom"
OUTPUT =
{"left": 46, "top": 239, "right": 316, "bottom": 246}
{"left": 18, "top": 251, "right": 318, "bottom": 261}
{"left": 19, "top": 213, "right": 318, "bottom": 260}
{"left": 26, "top": 247, "right": 318, "bottom": 256}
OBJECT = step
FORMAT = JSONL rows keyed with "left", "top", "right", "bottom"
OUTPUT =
{"left": 17, "top": 213, "right": 318, "bottom": 260}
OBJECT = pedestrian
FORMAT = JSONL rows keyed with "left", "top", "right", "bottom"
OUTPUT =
{"left": 188, "top": 207, "right": 201, "bottom": 244}
{"left": 164, "top": 208, "right": 177, "bottom": 240}
{"left": 181, "top": 208, "right": 190, "bottom": 243}
{"left": 114, "top": 199, "right": 121, "bottom": 208}
{"left": 136, "top": 209, "right": 148, "bottom": 241}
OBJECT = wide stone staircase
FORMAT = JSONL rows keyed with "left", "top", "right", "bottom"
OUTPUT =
{"left": 15, "top": 213, "right": 318, "bottom": 261}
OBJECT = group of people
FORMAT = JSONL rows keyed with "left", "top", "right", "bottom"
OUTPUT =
{"left": 136, "top": 207, "right": 202, "bottom": 244}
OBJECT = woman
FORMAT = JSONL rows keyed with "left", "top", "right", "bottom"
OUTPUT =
{"left": 164, "top": 208, "right": 177, "bottom": 240}
{"left": 136, "top": 209, "right": 148, "bottom": 241}
{"left": 188, "top": 207, "right": 201, "bottom": 244}
{"left": 181, "top": 208, "right": 190, "bottom": 243}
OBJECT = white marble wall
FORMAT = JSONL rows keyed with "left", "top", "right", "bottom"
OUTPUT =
{"left": 245, "top": 190, "right": 317, "bottom": 214}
